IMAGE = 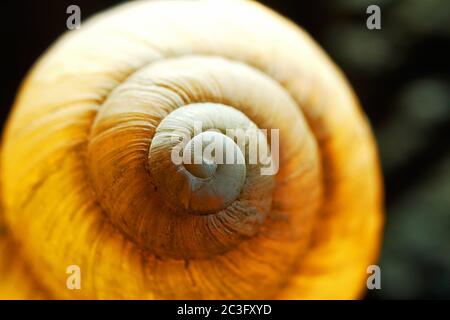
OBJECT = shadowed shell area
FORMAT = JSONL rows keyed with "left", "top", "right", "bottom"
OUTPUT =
{"left": 0, "top": 0, "right": 383, "bottom": 299}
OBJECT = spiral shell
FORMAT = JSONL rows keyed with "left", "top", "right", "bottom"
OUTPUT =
{"left": 0, "top": 0, "right": 383, "bottom": 299}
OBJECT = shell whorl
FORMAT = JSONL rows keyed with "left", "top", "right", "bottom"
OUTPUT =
{"left": 148, "top": 103, "right": 251, "bottom": 214}
{"left": 0, "top": 0, "right": 383, "bottom": 299}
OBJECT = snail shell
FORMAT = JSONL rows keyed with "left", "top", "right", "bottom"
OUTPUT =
{"left": 0, "top": 0, "right": 383, "bottom": 299}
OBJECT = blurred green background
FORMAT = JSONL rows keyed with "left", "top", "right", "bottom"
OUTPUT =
{"left": 1, "top": 0, "right": 449, "bottom": 299}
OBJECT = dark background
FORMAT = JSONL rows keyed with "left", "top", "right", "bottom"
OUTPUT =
{"left": 1, "top": 0, "right": 449, "bottom": 299}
